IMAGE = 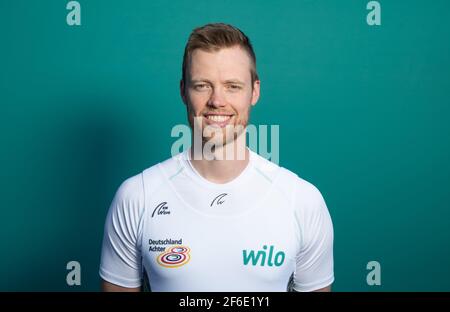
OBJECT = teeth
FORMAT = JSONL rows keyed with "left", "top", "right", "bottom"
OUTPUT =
{"left": 206, "top": 115, "right": 231, "bottom": 122}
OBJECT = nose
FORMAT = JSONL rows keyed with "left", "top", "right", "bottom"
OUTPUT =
{"left": 207, "top": 87, "right": 226, "bottom": 108}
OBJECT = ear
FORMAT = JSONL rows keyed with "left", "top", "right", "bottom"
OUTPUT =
{"left": 251, "top": 80, "right": 260, "bottom": 106}
{"left": 180, "top": 79, "right": 187, "bottom": 105}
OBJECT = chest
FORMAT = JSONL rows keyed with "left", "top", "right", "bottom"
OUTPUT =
{"left": 140, "top": 186, "right": 298, "bottom": 291}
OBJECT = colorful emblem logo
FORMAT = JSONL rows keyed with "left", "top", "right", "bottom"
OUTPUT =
{"left": 157, "top": 245, "right": 191, "bottom": 268}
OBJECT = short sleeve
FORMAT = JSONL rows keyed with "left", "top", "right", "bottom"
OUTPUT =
{"left": 292, "top": 181, "right": 334, "bottom": 292}
{"left": 99, "top": 174, "right": 145, "bottom": 288}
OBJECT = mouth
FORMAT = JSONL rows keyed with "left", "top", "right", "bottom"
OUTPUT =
{"left": 203, "top": 113, "right": 234, "bottom": 128}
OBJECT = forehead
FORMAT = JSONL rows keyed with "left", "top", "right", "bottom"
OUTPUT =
{"left": 188, "top": 46, "right": 252, "bottom": 81}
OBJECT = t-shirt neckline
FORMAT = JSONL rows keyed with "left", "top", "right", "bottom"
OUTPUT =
{"left": 179, "top": 147, "right": 255, "bottom": 190}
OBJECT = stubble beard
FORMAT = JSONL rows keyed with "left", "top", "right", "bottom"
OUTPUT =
{"left": 188, "top": 106, "right": 250, "bottom": 161}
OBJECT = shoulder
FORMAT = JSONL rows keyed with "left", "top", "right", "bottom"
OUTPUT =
{"left": 112, "top": 153, "right": 179, "bottom": 210}
{"left": 115, "top": 152, "right": 187, "bottom": 205}
{"left": 277, "top": 170, "right": 333, "bottom": 242}
{"left": 251, "top": 151, "right": 325, "bottom": 207}
{"left": 108, "top": 171, "right": 146, "bottom": 221}
{"left": 273, "top": 166, "right": 333, "bottom": 248}
{"left": 114, "top": 172, "right": 145, "bottom": 201}
{"left": 281, "top": 168, "right": 327, "bottom": 215}
{"left": 141, "top": 152, "right": 184, "bottom": 193}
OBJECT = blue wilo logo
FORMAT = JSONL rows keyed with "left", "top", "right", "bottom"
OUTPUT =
{"left": 242, "top": 245, "right": 285, "bottom": 267}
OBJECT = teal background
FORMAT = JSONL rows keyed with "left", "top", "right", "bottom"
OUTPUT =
{"left": 1, "top": 0, "right": 449, "bottom": 291}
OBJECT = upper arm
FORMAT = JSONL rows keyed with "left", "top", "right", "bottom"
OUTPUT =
{"left": 99, "top": 175, "right": 145, "bottom": 289}
{"left": 313, "top": 285, "right": 332, "bottom": 292}
{"left": 292, "top": 182, "right": 335, "bottom": 292}
{"left": 290, "top": 283, "right": 332, "bottom": 292}
{"left": 101, "top": 279, "right": 141, "bottom": 292}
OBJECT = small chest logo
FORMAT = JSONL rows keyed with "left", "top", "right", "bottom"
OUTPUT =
{"left": 152, "top": 202, "right": 170, "bottom": 218}
{"left": 243, "top": 245, "right": 285, "bottom": 267}
{"left": 157, "top": 245, "right": 191, "bottom": 268}
{"left": 210, "top": 193, "right": 228, "bottom": 207}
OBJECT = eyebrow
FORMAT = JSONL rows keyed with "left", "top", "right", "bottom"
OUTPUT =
{"left": 190, "top": 78, "right": 245, "bottom": 85}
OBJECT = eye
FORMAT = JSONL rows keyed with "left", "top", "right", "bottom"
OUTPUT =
{"left": 227, "top": 84, "right": 242, "bottom": 91}
{"left": 194, "top": 84, "right": 210, "bottom": 90}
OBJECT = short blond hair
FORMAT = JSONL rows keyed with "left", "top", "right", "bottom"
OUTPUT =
{"left": 181, "top": 23, "right": 259, "bottom": 89}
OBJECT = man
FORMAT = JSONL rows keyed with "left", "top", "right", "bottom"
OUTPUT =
{"left": 100, "top": 23, "right": 334, "bottom": 292}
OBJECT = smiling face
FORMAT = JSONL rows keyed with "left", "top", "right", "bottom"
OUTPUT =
{"left": 180, "top": 45, "right": 260, "bottom": 148}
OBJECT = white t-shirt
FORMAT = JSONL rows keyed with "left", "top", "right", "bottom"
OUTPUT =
{"left": 99, "top": 149, "right": 334, "bottom": 292}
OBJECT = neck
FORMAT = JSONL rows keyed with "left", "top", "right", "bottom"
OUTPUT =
{"left": 189, "top": 139, "right": 250, "bottom": 184}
